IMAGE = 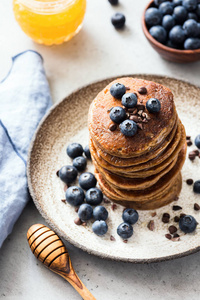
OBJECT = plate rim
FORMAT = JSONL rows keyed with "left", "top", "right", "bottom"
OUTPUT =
{"left": 27, "top": 74, "right": 200, "bottom": 263}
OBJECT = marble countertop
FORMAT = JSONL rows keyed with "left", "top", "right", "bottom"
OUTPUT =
{"left": 1, "top": 0, "right": 200, "bottom": 299}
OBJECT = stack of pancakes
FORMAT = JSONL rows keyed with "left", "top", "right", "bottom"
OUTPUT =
{"left": 88, "top": 77, "right": 186, "bottom": 210}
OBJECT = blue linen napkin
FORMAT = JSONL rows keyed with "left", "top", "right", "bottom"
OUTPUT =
{"left": 0, "top": 50, "right": 52, "bottom": 247}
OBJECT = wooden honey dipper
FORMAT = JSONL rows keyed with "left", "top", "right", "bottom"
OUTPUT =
{"left": 27, "top": 224, "right": 96, "bottom": 300}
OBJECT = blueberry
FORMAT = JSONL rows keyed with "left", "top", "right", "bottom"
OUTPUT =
{"left": 146, "top": 98, "right": 161, "bottom": 113}
{"left": 179, "top": 215, "right": 197, "bottom": 233}
{"left": 162, "top": 15, "right": 176, "bottom": 30}
{"left": 73, "top": 156, "right": 87, "bottom": 172}
{"left": 92, "top": 220, "right": 108, "bottom": 236}
{"left": 84, "top": 145, "right": 91, "bottom": 159}
{"left": 110, "top": 83, "right": 126, "bottom": 99}
{"left": 109, "top": 106, "right": 126, "bottom": 124}
{"left": 111, "top": 13, "right": 126, "bottom": 29}
{"left": 65, "top": 186, "right": 84, "bottom": 206}
{"left": 173, "top": 6, "right": 188, "bottom": 24}
{"left": 122, "top": 208, "right": 139, "bottom": 225}
{"left": 145, "top": 8, "right": 163, "bottom": 27}
{"left": 154, "top": 0, "right": 167, "bottom": 7}
{"left": 108, "top": 0, "right": 118, "bottom": 5}
{"left": 169, "top": 25, "right": 186, "bottom": 45}
{"left": 149, "top": 25, "right": 167, "bottom": 44}
{"left": 182, "top": 0, "right": 198, "bottom": 11}
{"left": 187, "top": 12, "right": 198, "bottom": 21}
{"left": 159, "top": 2, "right": 174, "bottom": 15}
{"left": 117, "top": 222, "right": 133, "bottom": 239}
{"left": 196, "top": 4, "right": 200, "bottom": 17}
{"left": 172, "top": 0, "right": 183, "bottom": 6}
{"left": 59, "top": 165, "right": 78, "bottom": 184}
{"left": 119, "top": 120, "right": 138, "bottom": 137}
{"left": 67, "top": 143, "right": 83, "bottom": 158}
{"left": 78, "top": 203, "right": 93, "bottom": 221}
{"left": 184, "top": 37, "right": 200, "bottom": 48}
{"left": 183, "top": 19, "right": 199, "bottom": 37}
{"left": 195, "top": 134, "right": 200, "bottom": 149}
{"left": 93, "top": 206, "right": 108, "bottom": 221}
{"left": 79, "top": 172, "right": 97, "bottom": 190}
{"left": 193, "top": 180, "right": 200, "bottom": 193}
{"left": 121, "top": 93, "right": 138, "bottom": 108}
{"left": 85, "top": 187, "right": 103, "bottom": 205}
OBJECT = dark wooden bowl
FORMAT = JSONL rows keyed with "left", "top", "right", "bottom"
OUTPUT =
{"left": 142, "top": 0, "right": 200, "bottom": 63}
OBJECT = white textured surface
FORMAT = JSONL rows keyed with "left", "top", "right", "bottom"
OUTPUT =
{"left": 1, "top": 0, "right": 200, "bottom": 299}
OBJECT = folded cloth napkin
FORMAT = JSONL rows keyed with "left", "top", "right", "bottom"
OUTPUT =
{"left": 0, "top": 50, "right": 52, "bottom": 247}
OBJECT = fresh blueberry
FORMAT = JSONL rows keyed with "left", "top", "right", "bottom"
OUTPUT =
{"left": 109, "top": 106, "right": 126, "bottom": 124}
{"left": 85, "top": 187, "right": 103, "bottom": 205}
{"left": 149, "top": 25, "right": 167, "bottom": 44}
{"left": 169, "top": 25, "right": 186, "bottom": 45}
{"left": 179, "top": 215, "right": 197, "bottom": 233}
{"left": 79, "top": 172, "right": 97, "bottom": 190}
{"left": 187, "top": 12, "right": 198, "bottom": 21}
{"left": 119, "top": 120, "right": 138, "bottom": 137}
{"left": 110, "top": 83, "right": 126, "bottom": 99}
{"left": 67, "top": 143, "right": 83, "bottom": 158}
{"left": 145, "top": 8, "right": 163, "bottom": 27}
{"left": 196, "top": 4, "right": 200, "bottom": 18}
{"left": 195, "top": 134, "right": 200, "bottom": 149}
{"left": 172, "top": 0, "right": 183, "bottom": 6}
{"left": 108, "top": 0, "right": 118, "bottom": 5}
{"left": 154, "top": 0, "right": 167, "bottom": 6}
{"left": 162, "top": 15, "right": 176, "bottom": 30}
{"left": 193, "top": 180, "right": 200, "bottom": 193}
{"left": 65, "top": 186, "right": 84, "bottom": 206}
{"left": 122, "top": 208, "right": 139, "bottom": 225}
{"left": 92, "top": 220, "right": 108, "bottom": 236}
{"left": 159, "top": 2, "right": 174, "bottom": 15}
{"left": 59, "top": 165, "right": 78, "bottom": 184}
{"left": 84, "top": 145, "right": 91, "bottom": 159}
{"left": 146, "top": 98, "right": 161, "bottom": 113}
{"left": 173, "top": 6, "right": 188, "bottom": 24}
{"left": 78, "top": 203, "right": 93, "bottom": 221}
{"left": 73, "top": 156, "right": 87, "bottom": 172}
{"left": 183, "top": 19, "right": 199, "bottom": 37}
{"left": 93, "top": 206, "right": 108, "bottom": 221}
{"left": 117, "top": 222, "right": 133, "bottom": 239}
{"left": 184, "top": 37, "right": 200, "bottom": 48}
{"left": 121, "top": 93, "right": 138, "bottom": 108}
{"left": 182, "top": 0, "right": 198, "bottom": 12}
{"left": 111, "top": 13, "right": 126, "bottom": 29}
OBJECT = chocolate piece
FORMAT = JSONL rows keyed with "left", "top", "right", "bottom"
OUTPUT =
{"left": 61, "top": 199, "right": 66, "bottom": 203}
{"left": 151, "top": 212, "right": 157, "bottom": 217}
{"left": 194, "top": 203, "right": 200, "bottom": 211}
{"left": 137, "top": 104, "right": 145, "bottom": 111}
{"left": 110, "top": 235, "right": 116, "bottom": 241}
{"left": 186, "top": 178, "right": 193, "bottom": 185}
{"left": 74, "top": 217, "right": 82, "bottom": 225}
{"left": 165, "top": 233, "right": 172, "bottom": 240}
{"left": 138, "top": 87, "right": 147, "bottom": 95}
{"left": 187, "top": 141, "right": 192, "bottom": 147}
{"left": 189, "top": 150, "right": 198, "bottom": 161}
{"left": 126, "top": 86, "right": 130, "bottom": 90}
{"left": 123, "top": 239, "right": 128, "bottom": 243}
{"left": 173, "top": 233, "right": 180, "bottom": 238}
{"left": 163, "top": 213, "right": 170, "bottom": 218}
{"left": 147, "top": 220, "right": 155, "bottom": 231}
{"left": 129, "top": 115, "right": 139, "bottom": 122}
{"left": 194, "top": 149, "right": 199, "bottom": 156}
{"left": 174, "top": 216, "right": 180, "bottom": 222}
{"left": 180, "top": 213, "right": 186, "bottom": 218}
{"left": 168, "top": 225, "right": 177, "bottom": 234}
{"left": 186, "top": 135, "right": 191, "bottom": 140}
{"left": 172, "top": 205, "right": 182, "bottom": 211}
{"left": 109, "top": 124, "right": 117, "bottom": 131}
{"left": 111, "top": 203, "right": 117, "bottom": 210}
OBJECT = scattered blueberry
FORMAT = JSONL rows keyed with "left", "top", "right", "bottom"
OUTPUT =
{"left": 154, "top": 0, "right": 167, "bottom": 6}
{"left": 109, "top": 106, "right": 126, "bottom": 124}
{"left": 183, "top": 19, "right": 199, "bottom": 37}
{"left": 117, "top": 222, "right": 133, "bottom": 239}
{"left": 182, "top": 0, "right": 198, "bottom": 12}
{"left": 108, "top": 0, "right": 118, "bottom": 5}
{"left": 193, "top": 180, "right": 200, "bottom": 193}
{"left": 111, "top": 13, "right": 126, "bottom": 29}
{"left": 121, "top": 93, "right": 138, "bottom": 108}
{"left": 162, "top": 15, "right": 176, "bottom": 30}
{"left": 145, "top": 8, "right": 163, "bottom": 27}
{"left": 184, "top": 37, "right": 200, "bottom": 49}
{"left": 146, "top": 98, "right": 161, "bottom": 113}
{"left": 172, "top": 0, "right": 183, "bottom": 6}
{"left": 84, "top": 145, "right": 91, "bottom": 159}
{"left": 65, "top": 186, "right": 84, "bottom": 206}
{"left": 85, "top": 187, "right": 103, "bottom": 205}
{"left": 122, "top": 208, "right": 139, "bottom": 225}
{"left": 173, "top": 6, "right": 188, "bottom": 24}
{"left": 159, "top": 2, "right": 174, "bottom": 15}
{"left": 195, "top": 134, "right": 200, "bottom": 149}
{"left": 79, "top": 172, "right": 97, "bottom": 190}
{"left": 119, "top": 120, "right": 138, "bottom": 137}
{"left": 59, "top": 165, "right": 78, "bottom": 184}
{"left": 92, "top": 220, "right": 108, "bottom": 236}
{"left": 73, "top": 156, "right": 87, "bottom": 172}
{"left": 78, "top": 203, "right": 93, "bottom": 221}
{"left": 110, "top": 83, "right": 126, "bottom": 99}
{"left": 169, "top": 25, "right": 186, "bottom": 45}
{"left": 67, "top": 143, "right": 83, "bottom": 158}
{"left": 179, "top": 215, "right": 197, "bottom": 233}
{"left": 93, "top": 206, "right": 108, "bottom": 221}
{"left": 149, "top": 25, "right": 167, "bottom": 44}
{"left": 187, "top": 12, "right": 198, "bottom": 21}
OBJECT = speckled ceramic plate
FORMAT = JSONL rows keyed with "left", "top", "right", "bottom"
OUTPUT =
{"left": 27, "top": 75, "right": 200, "bottom": 263}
